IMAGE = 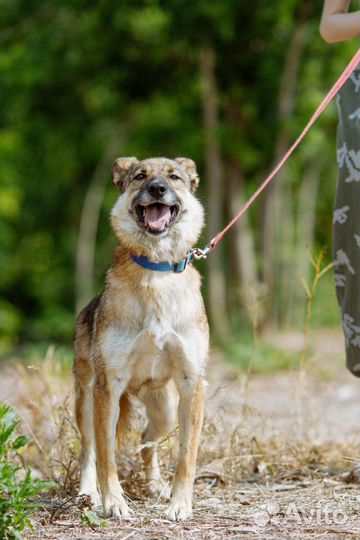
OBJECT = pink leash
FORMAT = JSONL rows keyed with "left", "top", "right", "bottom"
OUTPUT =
{"left": 193, "top": 49, "right": 360, "bottom": 259}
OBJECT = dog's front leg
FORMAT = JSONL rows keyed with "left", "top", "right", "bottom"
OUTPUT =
{"left": 94, "top": 373, "right": 132, "bottom": 518}
{"left": 166, "top": 377, "right": 205, "bottom": 521}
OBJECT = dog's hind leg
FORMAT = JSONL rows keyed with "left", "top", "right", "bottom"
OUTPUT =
{"left": 115, "top": 392, "right": 132, "bottom": 448}
{"left": 74, "top": 357, "right": 101, "bottom": 506}
{"left": 140, "top": 381, "right": 178, "bottom": 500}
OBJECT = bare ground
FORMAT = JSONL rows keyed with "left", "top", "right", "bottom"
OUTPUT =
{"left": 0, "top": 329, "right": 359, "bottom": 540}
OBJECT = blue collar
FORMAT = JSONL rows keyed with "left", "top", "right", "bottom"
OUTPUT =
{"left": 130, "top": 252, "right": 193, "bottom": 273}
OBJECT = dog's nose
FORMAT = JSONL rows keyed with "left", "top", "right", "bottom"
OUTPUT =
{"left": 147, "top": 178, "right": 168, "bottom": 198}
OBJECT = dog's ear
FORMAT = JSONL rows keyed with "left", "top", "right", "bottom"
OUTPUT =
{"left": 175, "top": 157, "right": 200, "bottom": 193}
{"left": 112, "top": 157, "right": 139, "bottom": 191}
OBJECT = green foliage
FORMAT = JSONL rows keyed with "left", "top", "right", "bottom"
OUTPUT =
{"left": 0, "top": 301, "right": 22, "bottom": 354}
{"left": 80, "top": 508, "right": 108, "bottom": 529}
{"left": 0, "top": 0, "right": 351, "bottom": 349}
{"left": 0, "top": 404, "right": 53, "bottom": 540}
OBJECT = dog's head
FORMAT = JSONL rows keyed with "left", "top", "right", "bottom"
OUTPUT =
{"left": 111, "top": 157, "right": 204, "bottom": 262}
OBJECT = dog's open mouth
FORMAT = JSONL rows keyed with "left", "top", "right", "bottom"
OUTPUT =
{"left": 136, "top": 202, "right": 180, "bottom": 234}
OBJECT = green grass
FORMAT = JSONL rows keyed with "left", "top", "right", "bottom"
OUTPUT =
{"left": 7, "top": 342, "right": 73, "bottom": 368}
{"left": 308, "top": 271, "right": 340, "bottom": 328}
{"left": 224, "top": 334, "right": 298, "bottom": 373}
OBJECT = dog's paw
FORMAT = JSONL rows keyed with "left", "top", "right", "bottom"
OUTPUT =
{"left": 166, "top": 497, "right": 192, "bottom": 521}
{"left": 148, "top": 478, "right": 171, "bottom": 501}
{"left": 79, "top": 490, "right": 101, "bottom": 508}
{"left": 103, "top": 494, "right": 134, "bottom": 519}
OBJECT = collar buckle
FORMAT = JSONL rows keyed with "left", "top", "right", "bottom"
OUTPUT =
{"left": 173, "top": 253, "right": 191, "bottom": 273}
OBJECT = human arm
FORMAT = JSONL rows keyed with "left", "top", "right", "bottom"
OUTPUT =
{"left": 320, "top": 0, "right": 360, "bottom": 43}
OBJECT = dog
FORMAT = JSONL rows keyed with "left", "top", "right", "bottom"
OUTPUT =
{"left": 73, "top": 156, "right": 209, "bottom": 521}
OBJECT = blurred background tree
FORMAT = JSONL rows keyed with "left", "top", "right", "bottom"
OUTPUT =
{"left": 0, "top": 0, "right": 356, "bottom": 353}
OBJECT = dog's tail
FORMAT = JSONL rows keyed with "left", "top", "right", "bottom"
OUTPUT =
{"left": 116, "top": 392, "right": 133, "bottom": 447}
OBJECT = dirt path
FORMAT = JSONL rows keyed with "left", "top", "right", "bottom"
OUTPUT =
{"left": 1, "top": 330, "right": 359, "bottom": 539}
{"left": 207, "top": 329, "right": 360, "bottom": 442}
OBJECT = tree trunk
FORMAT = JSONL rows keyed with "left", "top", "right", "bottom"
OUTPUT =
{"left": 75, "top": 132, "right": 123, "bottom": 314}
{"left": 200, "top": 45, "right": 228, "bottom": 340}
{"left": 227, "top": 159, "right": 259, "bottom": 315}
{"left": 262, "top": 21, "right": 308, "bottom": 328}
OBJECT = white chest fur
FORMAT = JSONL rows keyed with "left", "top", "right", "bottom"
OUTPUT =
{"left": 102, "top": 325, "right": 180, "bottom": 387}
{"left": 99, "top": 269, "right": 207, "bottom": 391}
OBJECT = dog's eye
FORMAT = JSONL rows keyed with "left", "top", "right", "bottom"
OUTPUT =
{"left": 170, "top": 174, "right": 181, "bottom": 180}
{"left": 134, "top": 173, "right": 146, "bottom": 181}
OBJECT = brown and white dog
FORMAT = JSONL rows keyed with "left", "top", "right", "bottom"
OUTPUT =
{"left": 73, "top": 157, "right": 209, "bottom": 521}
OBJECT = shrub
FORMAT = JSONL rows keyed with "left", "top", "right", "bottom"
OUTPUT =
{"left": 0, "top": 404, "right": 53, "bottom": 540}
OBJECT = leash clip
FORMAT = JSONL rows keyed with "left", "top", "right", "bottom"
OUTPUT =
{"left": 189, "top": 245, "right": 211, "bottom": 261}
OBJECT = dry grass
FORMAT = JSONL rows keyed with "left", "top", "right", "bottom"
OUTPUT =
{"left": 0, "top": 334, "right": 359, "bottom": 540}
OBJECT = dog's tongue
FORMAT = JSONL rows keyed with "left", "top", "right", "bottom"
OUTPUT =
{"left": 144, "top": 204, "right": 171, "bottom": 230}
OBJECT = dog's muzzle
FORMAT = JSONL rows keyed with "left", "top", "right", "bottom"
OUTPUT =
{"left": 134, "top": 178, "right": 180, "bottom": 235}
